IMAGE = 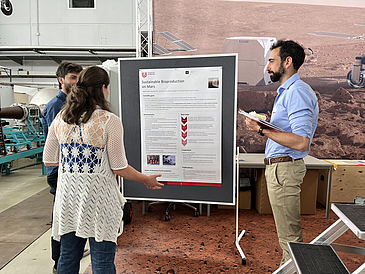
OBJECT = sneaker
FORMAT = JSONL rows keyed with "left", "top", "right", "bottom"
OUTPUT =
{"left": 83, "top": 248, "right": 90, "bottom": 257}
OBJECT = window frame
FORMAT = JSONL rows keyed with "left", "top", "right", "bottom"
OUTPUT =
{"left": 68, "top": 0, "right": 96, "bottom": 9}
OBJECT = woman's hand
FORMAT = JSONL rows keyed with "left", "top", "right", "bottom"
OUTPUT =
{"left": 113, "top": 166, "right": 164, "bottom": 189}
{"left": 143, "top": 174, "right": 164, "bottom": 190}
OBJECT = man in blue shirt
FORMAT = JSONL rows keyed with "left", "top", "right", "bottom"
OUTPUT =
{"left": 42, "top": 61, "right": 83, "bottom": 273}
{"left": 246, "top": 40, "right": 319, "bottom": 266}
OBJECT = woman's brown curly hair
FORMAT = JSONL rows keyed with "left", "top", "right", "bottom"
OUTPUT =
{"left": 62, "top": 66, "right": 111, "bottom": 125}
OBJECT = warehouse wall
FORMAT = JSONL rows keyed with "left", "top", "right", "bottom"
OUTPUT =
{"left": 0, "top": 0, "right": 135, "bottom": 48}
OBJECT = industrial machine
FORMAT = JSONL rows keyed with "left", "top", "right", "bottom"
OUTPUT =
{"left": 0, "top": 103, "right": 44, "bottom": 175}
{"left": 310, "top": 23, "right": 365, "bottom": 88}
{"left": 0, "top": 87, "right": 58, "bottom": 175}
{"left": 0, "top": 87, "right": 58, "bottom": 154}
{"left": 0, "top": 103, "right": 43, "bottom": 153}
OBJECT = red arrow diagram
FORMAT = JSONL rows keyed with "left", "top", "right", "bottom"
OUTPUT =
{"left": 181, "top": 116, "right": 188, "bottom": 146}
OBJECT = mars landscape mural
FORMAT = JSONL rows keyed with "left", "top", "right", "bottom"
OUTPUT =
{"left": 153, "top": 0, "right": 365, "bottom": 160}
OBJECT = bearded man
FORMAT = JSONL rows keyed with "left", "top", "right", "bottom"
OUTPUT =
{"left": 245, "top": 40, "right": 319, "bottom": 265}
{"left": 42, "top": 61, "right": 83, "bottom": 273}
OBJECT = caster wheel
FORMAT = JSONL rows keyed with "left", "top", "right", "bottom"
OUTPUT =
{"left": 165, "top": 215, "right": 171, "bottom": 221}
{"left": 123, "top": 202, "right": 133, "bottom": 225}
{"left": 194, "top": 211, "right": 199, "bottom": 217}
{"left": 147, "top": 206, "right": 152, "bottom": 212}
{"left": 242, "top": 258, "right": 246, "bottom": 265}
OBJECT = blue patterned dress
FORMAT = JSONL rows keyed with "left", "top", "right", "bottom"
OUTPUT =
{"left": 43, "top": 108, "right": 128, "bottom": 243}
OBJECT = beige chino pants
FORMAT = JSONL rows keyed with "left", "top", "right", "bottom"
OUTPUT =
{"left": 265, "top": 159, "right": 306, "bottom": 266}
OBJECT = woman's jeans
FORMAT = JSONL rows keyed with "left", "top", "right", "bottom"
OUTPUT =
{"left": 57, "top": 232, "right": 116, "bottom": 274}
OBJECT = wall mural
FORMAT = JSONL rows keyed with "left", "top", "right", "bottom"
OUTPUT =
{"left": 153, "top": 0, "right": 365, "bottom": 160}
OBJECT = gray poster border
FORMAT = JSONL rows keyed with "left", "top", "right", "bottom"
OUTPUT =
{"left": 119, "top": 54, "right": 237, "bottom": 205}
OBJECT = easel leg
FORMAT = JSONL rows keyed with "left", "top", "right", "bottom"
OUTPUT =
{"left": 235, "top": 147, "right": 246, "bottom": 264}
{"left": 142, "top": 201, "right": 146, "bottom": 215}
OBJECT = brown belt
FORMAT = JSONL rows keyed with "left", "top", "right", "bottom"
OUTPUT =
{"left": 264, "top": 156, "right": 302, "bottom": 165}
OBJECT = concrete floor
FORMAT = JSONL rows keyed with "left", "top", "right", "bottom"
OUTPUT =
{"left": 1, "top": 158, "right": 363, "bottom": 274}
{"left": 0, "top": 158, "right": 91, "bottom": 274}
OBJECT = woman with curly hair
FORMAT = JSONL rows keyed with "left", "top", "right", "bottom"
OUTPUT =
{"left": 43, "top": 66, "right": 163, "bottom": 274}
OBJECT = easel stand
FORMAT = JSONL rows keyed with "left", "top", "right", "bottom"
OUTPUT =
{"left": 235, "top": 147, "right": 246, "bottom": 265}
{"left": 141, "top": 201, "right": 209, "bottom": 217}
{"left": 145, "top": 200, "right": 199, "bottom": 221}
{"left": 273, "top": 203, "right": 365, "bottom": 274}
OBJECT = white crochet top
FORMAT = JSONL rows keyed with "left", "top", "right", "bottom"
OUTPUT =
{"left": 43, "top": 108, "right": 128, "bottom": 243}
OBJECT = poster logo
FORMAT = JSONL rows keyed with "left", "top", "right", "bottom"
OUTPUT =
{"left": 142, "top": 72, "right": 147, "bottom": 78}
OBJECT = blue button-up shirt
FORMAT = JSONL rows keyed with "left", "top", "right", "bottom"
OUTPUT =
{"left": 42, "top": 90, "right": 67, "bottom": 176}
{"left": 265, "top": 73, "right": 319, "bottom": 159}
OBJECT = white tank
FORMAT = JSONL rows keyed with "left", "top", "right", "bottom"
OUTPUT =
{"left": 29, "top": 87, "right": 59, "bottom": 114}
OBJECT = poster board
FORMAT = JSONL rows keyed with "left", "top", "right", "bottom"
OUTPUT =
{"left": 119, "top": 54, "right": 237, "bottom": 204}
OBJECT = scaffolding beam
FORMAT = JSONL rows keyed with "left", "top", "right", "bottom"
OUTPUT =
{"left": 136, "top": 0, "right": 153, "bottom": 57}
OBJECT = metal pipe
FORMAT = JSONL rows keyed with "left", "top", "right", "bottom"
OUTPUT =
{"left": 0, "top": 106, "right": 24, "bottom": 119}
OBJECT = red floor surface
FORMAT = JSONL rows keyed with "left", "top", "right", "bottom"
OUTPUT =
{"left": 84, "top": 201, "right": 364, "bottom": 273}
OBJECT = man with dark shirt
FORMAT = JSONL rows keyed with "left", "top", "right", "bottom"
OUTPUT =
{"left": 42, "top": 61, "right": 83, "bottom": 273}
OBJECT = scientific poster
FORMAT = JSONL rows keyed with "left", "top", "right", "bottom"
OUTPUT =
{"left": 139, "top": 66, "right": 223, "bottom": 186}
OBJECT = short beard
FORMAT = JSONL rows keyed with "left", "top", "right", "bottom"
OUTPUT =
{"left": 269, "top": 62, "right": 285, "bottom": 83}
{"left": 63, "top": 83, "right": 72, "bottom": 94}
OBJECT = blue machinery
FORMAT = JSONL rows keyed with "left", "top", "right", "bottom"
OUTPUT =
{"left": 0, "top": 147, "right": 44, "bottom": 175}
{"left": 0, "top": 103, "right": 45, "bottom": 175}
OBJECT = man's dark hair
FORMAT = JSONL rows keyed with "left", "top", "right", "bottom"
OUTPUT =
{"left": 56, "top": 61, "right": 83, "bottom": 89}
{"left": 270, "top": 40, "right": 305, "bottom": 71}
{"left": 62, "top": 66, "right": 111, "bottom": 125}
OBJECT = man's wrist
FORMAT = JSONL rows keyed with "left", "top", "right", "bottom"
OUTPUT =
{"left": 258, "top": 127, "right": 264, "bottom": 136}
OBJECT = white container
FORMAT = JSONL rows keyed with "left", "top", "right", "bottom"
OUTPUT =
{"left": 222, "top": 37, "right": 276, "bottom": 86}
